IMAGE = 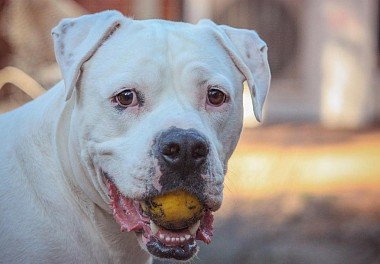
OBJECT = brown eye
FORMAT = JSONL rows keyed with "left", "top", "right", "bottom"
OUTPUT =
{"left": 207, "top": 88, "right": 226, "bottom": 106}
{"left": 115, "top": 89, "right": 138, "bottom": 107}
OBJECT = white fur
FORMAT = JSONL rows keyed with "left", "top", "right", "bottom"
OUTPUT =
{"left": 0, "top": 11, "right": 270, "bottom": 263}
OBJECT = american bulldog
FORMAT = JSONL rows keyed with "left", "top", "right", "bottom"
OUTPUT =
{"left": 0, "top": 10, "right": 270, "bottom": 263}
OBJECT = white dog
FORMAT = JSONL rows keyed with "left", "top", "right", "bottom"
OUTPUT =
{"left": 0, "top": 10, "right": 270, "bottom": 263}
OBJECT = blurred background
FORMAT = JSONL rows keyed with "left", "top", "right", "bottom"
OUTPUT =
{"left": 1, "top": 0, "right": 379, "bottom": 263}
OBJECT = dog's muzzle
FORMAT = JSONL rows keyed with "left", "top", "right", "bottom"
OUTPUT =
{"left": 102, "top": 127, "right": 216, "bottom": 261}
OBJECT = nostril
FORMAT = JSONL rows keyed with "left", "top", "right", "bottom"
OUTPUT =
{"left": 162, "top": 142, "right": 180, "bottom": 157}
{"left": 157, "top": 128, "right": 209, "bottom": 168}
{"left": 191, "top": 142, "right": 209, "bottom": 160}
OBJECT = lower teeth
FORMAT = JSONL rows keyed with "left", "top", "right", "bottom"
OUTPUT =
{"left": 149, "top": 220, "right": 201, "bottom": 242}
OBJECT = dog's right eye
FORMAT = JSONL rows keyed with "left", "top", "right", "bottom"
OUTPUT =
{"left": 115, "top": 89, "right": 138, "bottom": 107}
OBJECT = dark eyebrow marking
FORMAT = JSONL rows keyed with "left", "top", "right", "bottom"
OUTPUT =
{"left": 197, "top": 79, "right": 208, "bottom": 87}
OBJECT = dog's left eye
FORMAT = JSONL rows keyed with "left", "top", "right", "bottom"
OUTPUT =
{"left": 207, "top": 88, "right": 227, "bottom": 106}
{"left": 115, "top": 89, "right": 138, "bottom": 107}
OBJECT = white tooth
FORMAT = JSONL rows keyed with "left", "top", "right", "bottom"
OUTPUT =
{"left": 159, "top": 234, "right": 165, "bottom": 240}
{"left": 180, "top": 237, "right": 185, "bottom": 242}
{"left": 175, "top": 238, "right": 180, "bottom": 242}
{"left": 189, "top": 220, "right": 200, "bottom": 235}
{"left": 150, "top": 220, "right": 159, "bottom": 235}
{"left": 171, "top": 238, "right": 175, "bottom": 242}
{"left": 165, "top": 237, "right": 171, "bottom": 242}
{"left": 185, "top": 235, "right": 191, "bottom": 240}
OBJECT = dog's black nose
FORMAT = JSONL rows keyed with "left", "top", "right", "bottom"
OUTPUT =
{"left": 157, "top": 128, "right": 209, "bottom": 169}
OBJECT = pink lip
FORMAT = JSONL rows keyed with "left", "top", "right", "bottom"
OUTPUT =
{"left": 106, "top": 179, "right": 214, "bottom": 248}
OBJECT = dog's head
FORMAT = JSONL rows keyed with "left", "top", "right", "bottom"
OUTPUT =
{"left": 52, "top": 11, "right": 270, "bottom": 261}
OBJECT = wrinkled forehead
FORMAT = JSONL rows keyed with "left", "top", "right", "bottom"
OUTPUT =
{"left": 86, "top": 20, "right": 238, "bottom": 96}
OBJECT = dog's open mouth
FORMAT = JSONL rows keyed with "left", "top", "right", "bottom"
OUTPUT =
{"left": 105, "top": 179, "right": 214, "bottom": 261}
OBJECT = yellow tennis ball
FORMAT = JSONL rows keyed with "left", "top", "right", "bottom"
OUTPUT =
{"left": 142, "top": 190, "right": 204, "bottom": 230}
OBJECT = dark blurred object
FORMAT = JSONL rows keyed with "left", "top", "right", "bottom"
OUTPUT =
{"left": 161, "top": 0, "right": 183, "bottom": 21}
{"left": 74, "top": 0, "right": 134, "bottom": 16}
{"left": 74, "top": 0, "right": 183, "bottom": 21}
{"left": 0, "top": 0, "right": 11, "bottom": 68}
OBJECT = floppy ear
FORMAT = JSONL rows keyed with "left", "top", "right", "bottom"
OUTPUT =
{"left": 51, "top": 10, "right": 125, "bottom": 101}
{"left": 198, "top": 20, "right": 271, "bottom": 122}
